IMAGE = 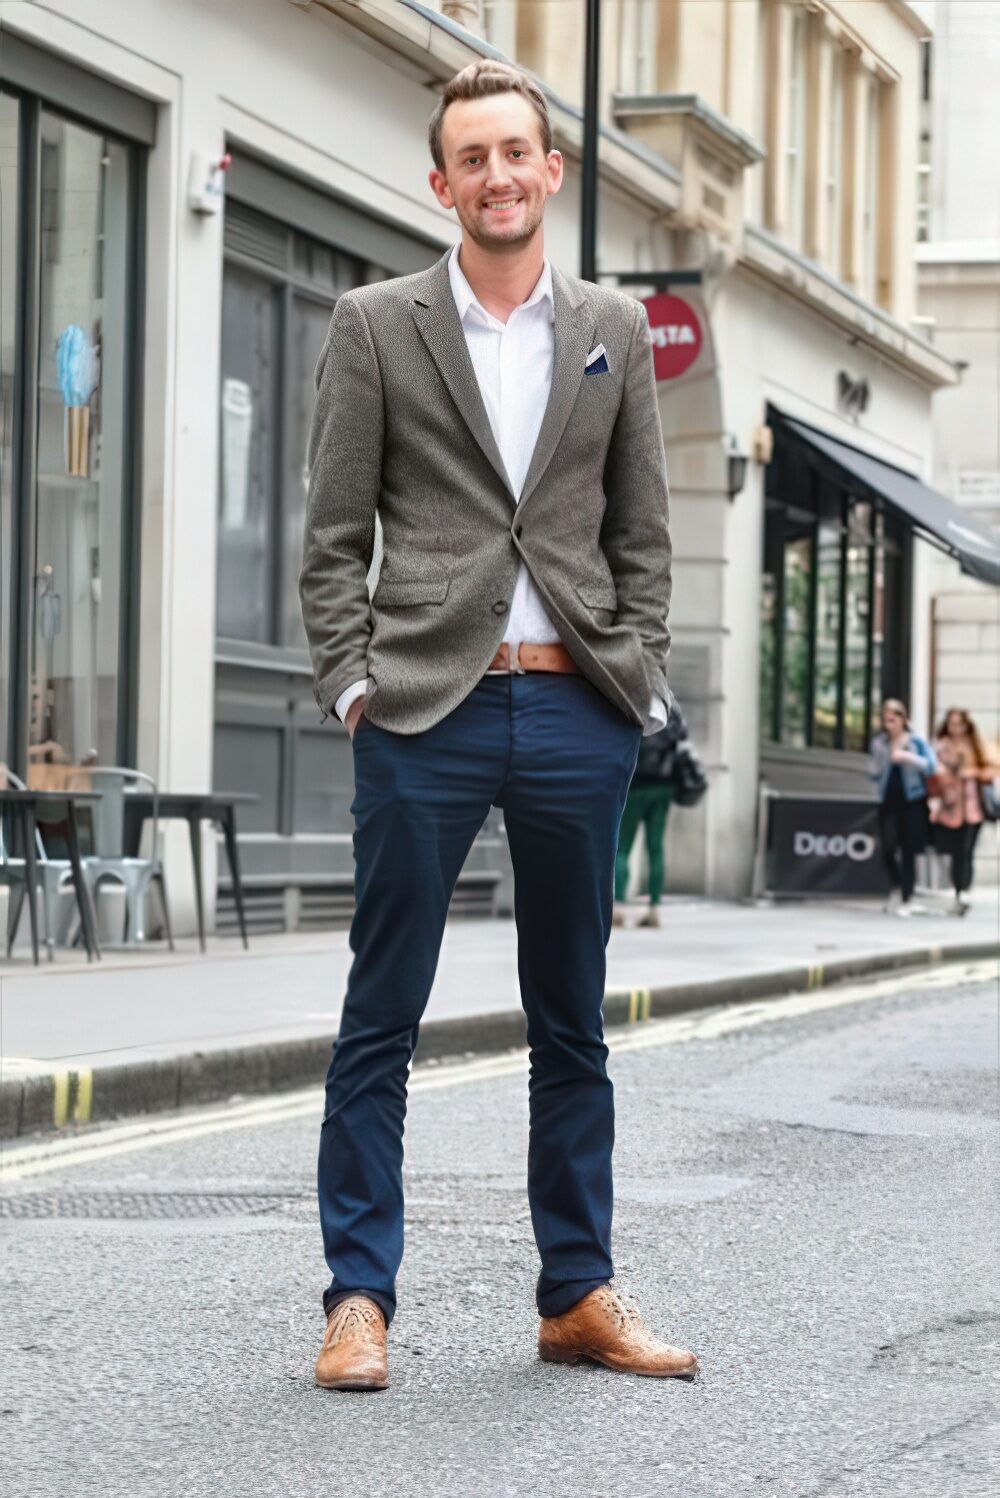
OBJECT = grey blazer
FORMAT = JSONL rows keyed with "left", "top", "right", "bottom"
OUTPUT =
{"left": 299, "top": 249, "right": 671, "bottom": 734}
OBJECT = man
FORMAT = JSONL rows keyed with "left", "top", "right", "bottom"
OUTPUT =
{"left": 300, "top": 59, "right": 697, "bottom": 1391}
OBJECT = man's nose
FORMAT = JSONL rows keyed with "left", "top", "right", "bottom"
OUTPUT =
{"left": 484, "top": 152, "right": 514, "bottom": 190}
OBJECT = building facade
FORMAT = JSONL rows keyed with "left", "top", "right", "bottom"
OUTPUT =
{"left": 911, "top": 0, "right": 1000, "bottom": 884}
{"left": 1, "top": 0, "right": 990, "bottom": 934}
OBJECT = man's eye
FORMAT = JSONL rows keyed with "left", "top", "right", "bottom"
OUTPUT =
{"left": 511, "top": 150, "right": 524, "bottom": 159}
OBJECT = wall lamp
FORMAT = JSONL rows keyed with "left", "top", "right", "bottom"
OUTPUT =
{"left": 726, "top": 437, "right": 749, "bottom": 501}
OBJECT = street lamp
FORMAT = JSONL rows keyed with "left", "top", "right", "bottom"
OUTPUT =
{"left": 581, "top": 0, "right": 601, "bottom": 282}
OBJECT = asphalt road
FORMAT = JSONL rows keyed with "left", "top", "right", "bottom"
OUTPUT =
{"left": 1, "top": 965, "right": 998, "bottom": 1497}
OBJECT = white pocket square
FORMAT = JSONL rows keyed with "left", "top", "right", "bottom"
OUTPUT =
{"left": 585, "top": 343, "right": 609, "bottom": 375}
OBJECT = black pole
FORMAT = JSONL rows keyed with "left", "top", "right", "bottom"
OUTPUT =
{"left": 580, "top": 0, "right": 601, "bottom": 282}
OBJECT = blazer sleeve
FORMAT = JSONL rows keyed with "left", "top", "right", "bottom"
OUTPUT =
{"left": 299, "top": 292, "right": 384, "bottom": 717}
{"left": 600, "top": 301, "right": 672, "bottom": 706}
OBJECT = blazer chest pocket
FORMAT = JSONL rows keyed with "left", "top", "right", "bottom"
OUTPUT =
{"left": 373, "top": 576, "right": 450, "bottom": 607}
{"left": 574, "top": 580, "right": 618, "bottom": 612}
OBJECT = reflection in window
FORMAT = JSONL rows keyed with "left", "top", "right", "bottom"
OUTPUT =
{"left": 30, "top": 113, "right": 133, "bottom": 779}
{"left": 812, "top": 520, "right": 842, "bottom": 749}
{"left": 217, "top": 266, "right": 278, "bottom": 643}
{"left": 780, "top": 531, "right": 812, "bottom": 748}
{"left": 843, "top": 502, "right": 873, "bottom": 750}
{"left": 216, "top": 207, "right": 391, "bottom": 653}
{"left": 283, "top": 295, "right": 334, "bottom": 650}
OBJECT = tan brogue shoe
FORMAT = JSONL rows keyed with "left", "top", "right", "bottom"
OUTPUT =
{"left": 538, "top": 1286, "right": 698, "bottom": 1379}
{"left": 315, "top": 1296, "right": 389, "bottom": 1391}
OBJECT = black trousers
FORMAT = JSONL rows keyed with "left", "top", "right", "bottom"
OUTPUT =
{"left": 935, "top": 822, "right": 982, "bottom": 895}
{"left": 879, "top": 797, "right": 928, "bottom": 903}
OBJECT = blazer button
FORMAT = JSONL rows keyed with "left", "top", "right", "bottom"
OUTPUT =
{"left": 493, "top": 600, "right": 507, "bottom": 614}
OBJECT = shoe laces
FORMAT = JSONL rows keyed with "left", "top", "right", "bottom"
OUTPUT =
{"left": 326, "top": 1298, "right": 381, "bottom": 1346}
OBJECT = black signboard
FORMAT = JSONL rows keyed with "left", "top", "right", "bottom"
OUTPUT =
{"left": 764, "top": 794, "right": 889, "bottom": 897}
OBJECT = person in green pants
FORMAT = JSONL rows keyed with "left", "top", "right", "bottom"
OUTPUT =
{"left": 613, "top": 703, "right": 687, "bottom": 929}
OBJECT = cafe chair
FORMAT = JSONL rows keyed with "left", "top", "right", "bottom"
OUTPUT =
{"left": 65, "top": 767, "right": 175, "bottom": 949}
{"left": 0, "top": 764, "right": 98, "bottom": 960}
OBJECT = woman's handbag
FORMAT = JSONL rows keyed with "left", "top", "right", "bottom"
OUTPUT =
{"left": 670, "top": 741, "right": 708, "bottom": 808}
{"left": 981, "top": 778, "right": 1000, "bottom": 822}
{"left": 925, "top": 772, "right": 946, "bottom": 799}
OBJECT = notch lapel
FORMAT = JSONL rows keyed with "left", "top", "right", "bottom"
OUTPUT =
{"left": 515, "top": 268, "right": 597, "bottom": 516}
{"left": 410, "top": 254, "right": 513, "bottom": 497}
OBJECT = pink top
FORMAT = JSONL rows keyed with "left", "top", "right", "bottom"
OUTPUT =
{"left": 931, "top": 736, "right": 993, "bottom": 829}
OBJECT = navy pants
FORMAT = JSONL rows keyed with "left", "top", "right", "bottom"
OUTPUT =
{"left": 319, "top": 672, "right": 642, "bottom": 1325}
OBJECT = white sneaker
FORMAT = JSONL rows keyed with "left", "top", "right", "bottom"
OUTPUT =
{"left": 884, "top": 889, "right": 902, "bottom": 914}
{"left": 897, "top": 904, "right": 913, "bottom": 918}
{"left": 952, "top": 895, "right": 970, "bottom": 917}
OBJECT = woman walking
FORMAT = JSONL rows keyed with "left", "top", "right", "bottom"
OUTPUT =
{"left": 931, "top": 708, "right": 996, "bottom": 914}
{"left": 870, "top": 699, "right": 936, "bottom": 916}
{"left": 613, "top": 703, "right": 688, "bottom": 929}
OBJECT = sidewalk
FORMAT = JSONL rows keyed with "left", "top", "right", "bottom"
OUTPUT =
{"left": 1, "top": 895, "right": 996, "bottom": 1138}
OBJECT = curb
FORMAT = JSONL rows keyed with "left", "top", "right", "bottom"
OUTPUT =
{"left": 1, "top": 939, "right": 996, "bottom": 1142}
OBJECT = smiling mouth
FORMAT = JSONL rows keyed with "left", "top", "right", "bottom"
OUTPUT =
{"left": 483, "top": 199, "right": 521, "bottom": 212}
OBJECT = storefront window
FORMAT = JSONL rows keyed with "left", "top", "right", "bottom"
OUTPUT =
{"left": 283, "top": 294, "right": 334, "bottom": 651}
{"left": 29, "top": 112, "right": 132, "bottom": 780}
{"left": 760, "top": 428, "right": 910, "bottom": 753}
{"left": 216, "top": 204, "right": 390, "bottom": 656}
{"left": 0, "top": 93, "right": 17, "bottom": 759}
{"left": 217, "top": 264, "right": 279, "bottom": 644}
{"left": 842, "top": 502, "right": 873, "bottom": 750}
{"left": 812, "top": 518, "right": 842, "bottom": 749}
{"left": 781, "top": 529, "right": 812, "bottom": 748}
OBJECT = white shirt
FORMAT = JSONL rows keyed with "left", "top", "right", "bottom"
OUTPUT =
{"left": 335, "top": 244, "right": 665, "bottom": 734}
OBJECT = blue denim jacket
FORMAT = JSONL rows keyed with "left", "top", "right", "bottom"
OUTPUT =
{"left": 870, "top": 731, "right": 937, "bottom": 803}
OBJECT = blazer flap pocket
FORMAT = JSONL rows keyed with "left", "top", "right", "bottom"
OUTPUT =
{"left": 574, "top": 579, "right": 618, "bottom": 611}
{"left": 374, "top": 575, "right": 450, "bottom": 607}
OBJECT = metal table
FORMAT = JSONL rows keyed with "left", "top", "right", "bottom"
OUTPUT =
{"left": 122, "top": 791, "right": 260, "bottom": 952}
{"left": 0, "top": 788, "right": 103, "bottom": 964}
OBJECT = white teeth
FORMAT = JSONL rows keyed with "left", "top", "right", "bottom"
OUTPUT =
{"left": 485, "top": 200, "right": 518, "bottom": 210}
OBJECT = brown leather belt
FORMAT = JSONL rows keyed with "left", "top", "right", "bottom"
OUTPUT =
{"left": 486, "top": 642, "right": 579, "bottom": 675}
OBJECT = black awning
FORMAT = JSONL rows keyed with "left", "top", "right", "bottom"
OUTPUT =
{"left": 780, "top": 416, "right": 1000, "bottom": 587}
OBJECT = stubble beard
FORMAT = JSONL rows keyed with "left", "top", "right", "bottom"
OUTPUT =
{"left": 458, "top": 195, "right": 546, "bottom": 253}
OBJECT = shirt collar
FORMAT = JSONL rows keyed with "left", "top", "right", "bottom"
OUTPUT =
{"left": 448, "top": 243, "right": 554, "bottom": 326}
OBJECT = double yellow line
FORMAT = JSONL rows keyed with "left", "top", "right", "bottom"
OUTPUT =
{"left": 626, "top": 987, "right": 652, "bottom": 1024}
{"left": 52, "top": 1068, "right": 93, "bottom": 1128}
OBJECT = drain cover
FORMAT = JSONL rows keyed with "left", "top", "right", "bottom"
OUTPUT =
{"left": 0, "top": 1190, "right": 310, "bottom": 1220}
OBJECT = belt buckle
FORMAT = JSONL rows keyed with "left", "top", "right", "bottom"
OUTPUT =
{"left": 509, "top": 641, "right": 526, "bottom": 675}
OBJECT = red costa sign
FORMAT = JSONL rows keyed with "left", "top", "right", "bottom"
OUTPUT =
{"left": 641, "top": 293, "right": 704, "bottom": 381}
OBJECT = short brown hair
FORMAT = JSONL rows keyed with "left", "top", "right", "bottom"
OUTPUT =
{"left": 428, "top": 60, "right": 552, "bottom": 171}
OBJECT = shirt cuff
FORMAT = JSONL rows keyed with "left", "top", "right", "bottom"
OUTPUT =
{"left": 643, "top": 693, "right": 668, "bottom": 737}
{"left": 334, "top": 678, "right": 371, "bottom": 724}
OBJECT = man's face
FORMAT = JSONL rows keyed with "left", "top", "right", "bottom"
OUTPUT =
{"left": 429, "top": 92, "right": 562, "bottom": 251}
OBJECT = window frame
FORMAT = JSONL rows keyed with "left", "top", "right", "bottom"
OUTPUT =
{"left": 0, "top": 75, "right": 145, "bottom": 775}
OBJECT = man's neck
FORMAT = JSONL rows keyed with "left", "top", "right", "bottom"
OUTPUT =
{"left": 457, "top": 235, "right": 546, "bottom": 325}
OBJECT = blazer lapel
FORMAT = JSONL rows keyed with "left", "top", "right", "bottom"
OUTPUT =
{"left": 410, "top": 253, "right": 513, "bottom": 496}
{"left": 515, "top": 268, "right": 597, "bottom": 515}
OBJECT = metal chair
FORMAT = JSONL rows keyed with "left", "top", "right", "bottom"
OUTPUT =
{"left": 0, "top": 765, "right": 99, "bottom": 960}
{"left": 65, "top": 767, "right": 175, "bottom": 949}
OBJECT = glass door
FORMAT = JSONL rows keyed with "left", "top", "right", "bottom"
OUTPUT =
{"left": 1, "top": 92, "right": 19, "bottom": 769}
{"left": 27, "top": 110, "right": 135, "bottom": 785}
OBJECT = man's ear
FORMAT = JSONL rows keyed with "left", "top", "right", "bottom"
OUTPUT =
{"left": 546, "top": 149, "right": 564, "bottom": 197}
{"left": 429, "top": 168, "right": 454, "bottom": 211}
